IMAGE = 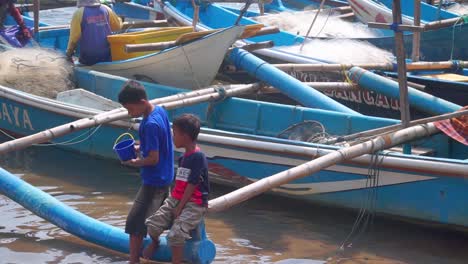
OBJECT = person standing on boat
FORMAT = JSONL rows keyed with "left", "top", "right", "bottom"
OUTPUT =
{"left": 66, "top": 0, "right": 122, "bottom": 65}
{"left": 0, "top": 0, "right": 31, "bottom": 39}
{"left": 118, "top": 80, "right": 174, "bottom": 264}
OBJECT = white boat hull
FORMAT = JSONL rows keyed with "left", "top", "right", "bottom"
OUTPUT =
{"left": 87, "top": 26, "right": 243, "bottom": 89}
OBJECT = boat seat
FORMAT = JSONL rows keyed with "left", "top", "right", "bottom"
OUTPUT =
{"left": 420, "top": 73, "right": 468, "bottom": 82}
{"left": 56, "top": 89, "right": 121, "bottom": 111}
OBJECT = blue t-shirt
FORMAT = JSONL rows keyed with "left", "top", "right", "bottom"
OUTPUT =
{"left": 138, "top": 106, "right": 174, "bottom": 187}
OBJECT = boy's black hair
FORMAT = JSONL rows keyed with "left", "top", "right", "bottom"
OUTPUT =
{"left": 118, "top": 80, "right": 147, "bottom": 105}
{"left": 173, "top": 114, "right": 201, "bottom": 141}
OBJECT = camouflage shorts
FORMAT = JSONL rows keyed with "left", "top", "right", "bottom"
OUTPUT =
{"left": 145, "top": 196, "right": 206, "bottom": 245}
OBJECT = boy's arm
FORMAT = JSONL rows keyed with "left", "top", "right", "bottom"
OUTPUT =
{"left": 123, "top": 150, "right": 159, "bottom": 167}
{"left": 123, "top": 123, "right": 160, "bottom": 167}
{"left": 173, "top": 183, "right": 197, "bottom": 218}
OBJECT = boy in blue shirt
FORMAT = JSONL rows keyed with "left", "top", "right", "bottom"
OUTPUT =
{"left": 118, "top": 80, "right": 174, "bottom": 264}
{"left": 143, "top": 114, "right": 209, "bottom": 264}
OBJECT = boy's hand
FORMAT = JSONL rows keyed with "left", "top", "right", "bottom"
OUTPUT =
{"left": 173, "top": 206, "right": 183, "bottom": 219}
{"left": 121, "top": 158, "right": 139, "bottom": 167}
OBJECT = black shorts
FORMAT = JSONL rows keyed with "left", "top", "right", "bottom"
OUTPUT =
{"left": 125, "top": 184, "right": 169, "bottom": 236}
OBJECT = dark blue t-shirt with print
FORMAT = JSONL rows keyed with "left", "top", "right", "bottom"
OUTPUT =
{"left": 138, "top": 106, "right": 174, "bottom": 187}
{"left": 172, "top": 150, "right": 210, "bottom": 206}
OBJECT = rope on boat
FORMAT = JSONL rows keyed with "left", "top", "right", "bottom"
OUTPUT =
{"left": 312, "top": 8, "right": 333, "bottom": 38}
{"left": 205, "top": 87, "right": 229, "bottom": 127}
{"left": 180, "top": 44, "right": 202, "bottom": 90}
{"left": 449, "top": 16, "right": 466, "bottom": 60}
{"left": 0, "top": 125, "right": 102, "bottom": 147}
{"left": 300, "top": 0, "right": 327, "bottom": 51}
{"left": 339, "top": 150, "right": 387, "bottom": 250}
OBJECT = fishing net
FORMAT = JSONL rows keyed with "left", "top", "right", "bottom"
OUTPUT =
{"left": 280, "top": 38, "right": 394, "bottom": 64}
{"left": 0, "top": 48, "right": 75, "bottom": 98}
{"left": 277, "top": 121, "right": 335, "bottom": 144}
{"left": 253, "top": 10, "right": 386, "bottom": 38}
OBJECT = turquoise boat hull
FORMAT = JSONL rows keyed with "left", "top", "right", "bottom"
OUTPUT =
{"left": 2, "top": 9, "right": 467, "bottom": 230}
{"left": 1, "top": 65, "right": 467, "bottom": 229}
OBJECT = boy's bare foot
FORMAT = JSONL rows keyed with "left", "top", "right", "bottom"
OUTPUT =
{"left": 142, "top": 241, "right": 159, "bottom": 260}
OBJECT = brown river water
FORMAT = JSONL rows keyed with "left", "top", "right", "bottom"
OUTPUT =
{"left": 1, "top": 136, "right": 468, "bottom": 264}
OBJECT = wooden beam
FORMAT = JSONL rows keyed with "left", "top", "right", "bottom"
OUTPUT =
{"left": 392, "top": 0, "right": 411, "bottom": 153}
{"left": 367, "top": 22, "right": 425, "bottom": 32}
{"left": 33, "top": 0, "right": 39, "bottom": 34}
{"left": 412, "top": 0, "right": 421, "bottom": 61}
{"left": 120, "top": 20, "right": 168, "bottom": 30}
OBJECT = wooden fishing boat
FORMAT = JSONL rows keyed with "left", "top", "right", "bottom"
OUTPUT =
{"left": 272, "top": 0, "right": 468, "bottom": 60}
{"left": 2, "top": 7, "right": 468, "bottom": 229}
{"left": 0, "top": 59, "right": 467, "bottom": 229}
{"left": 3, "top": 12, "right": 242, "bottom": 89}
{"left": 146, "top": 1, "right": 467, "bottom": 118}
{"left": 36, "top": 26, "right": 243, "bottom": 89}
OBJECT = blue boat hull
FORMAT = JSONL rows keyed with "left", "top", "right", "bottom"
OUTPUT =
{"left": 159, "top": 1, "right": 467, "bottom": 119}
{"left": 2, "top": 7, "right": 467, "bottom": 229}
{"left": 2, "top": 65, "right": 467, "bottom": 229}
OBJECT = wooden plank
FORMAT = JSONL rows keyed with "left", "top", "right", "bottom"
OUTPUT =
{"left": 393, "top": 0, "right": 411, "bottom": 130}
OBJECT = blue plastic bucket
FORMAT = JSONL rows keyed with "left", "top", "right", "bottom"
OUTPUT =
{"left": 113, "top": 133, "right": 136, "bottom": 161}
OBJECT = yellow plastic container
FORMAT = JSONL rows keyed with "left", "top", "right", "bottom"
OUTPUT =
{"left": 107, "top": 27, "right": 194, "bottom": 61}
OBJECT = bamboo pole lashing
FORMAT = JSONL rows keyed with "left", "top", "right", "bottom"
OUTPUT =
{"left": 0, "top": 83, "right": 260, "bottom": 155}
{"left": 208, "top": 122, "right": 440, "bottom": 212}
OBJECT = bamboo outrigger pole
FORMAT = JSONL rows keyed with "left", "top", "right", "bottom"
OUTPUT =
{"left": 0, "top": 83, "right": 260, "bottom": 155}
{"left": 325, "top": 109, "right": 468, "bottom": 144}
{"left": 261, "top": 82, "right": 359, "bottom": 93}
{"left": 208, "top": 122, "right": 440, "bottom": 212}
{"left": 273, "top": 60, "right": 468, "bottom": 72}
{"left": 191, "top": 0, "right": 199, "bottom": 31}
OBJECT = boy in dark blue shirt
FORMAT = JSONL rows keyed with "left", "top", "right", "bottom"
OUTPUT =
{"left": 143, "top": 114, "right": 209, "bottom": 264}
{"left": 118, "top": 80, "right": 174, "bottom": 264}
